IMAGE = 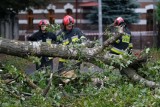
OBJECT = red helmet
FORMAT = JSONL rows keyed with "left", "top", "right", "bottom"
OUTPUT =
{"left": 38, "top": 20, "right": 50, "bottom": 27}
{"left": 114, "top": 17, "right": 124, "bottom": 26}
{"left": 62, "top": 15, "right": 75, "bottom": 26}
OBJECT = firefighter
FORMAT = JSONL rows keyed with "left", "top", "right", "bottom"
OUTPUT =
{"left": 56, "top": 15, "right": 86, "bottom": 72}
{"left": 110, "top": 17, "right": 133, "bottom": 55}
{"left": 27, "top": 19, "right": 57, "bottom": 70}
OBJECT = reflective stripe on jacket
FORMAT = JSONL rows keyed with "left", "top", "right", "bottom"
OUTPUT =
{"left": 110, "top": 47, "right": 125, "bottom": 55}
{"left": 56, "top": 28, "right": 86, "bottom": 62}
{"left": 111, "top": 26, "right": 133, "bottom": 55}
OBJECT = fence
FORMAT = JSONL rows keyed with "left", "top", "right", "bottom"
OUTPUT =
{"left": 84, "top": 31, "right": 157, "bottom": 49}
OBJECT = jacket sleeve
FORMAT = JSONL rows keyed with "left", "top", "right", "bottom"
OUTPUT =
{"left": 49, "top": 32, "right": 57, "bottom": 43}
{"left": 27, "top": 32, "right": 38, "bottom": 41}
{"left": 75, "top": 28, "right": 87, "bottom": 43}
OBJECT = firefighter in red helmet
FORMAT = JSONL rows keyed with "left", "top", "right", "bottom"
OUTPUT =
{"left": 114, "top": 17, "right": 124, "bottom": 26}
{"left": 62, "top": 15, "right": 75, "bottom": 31}
{"left": 110, "top": 17, "right": 133, "bottom": 55}
{"left": 57, "top": 15, "right": 86, "bottom": 44}
{"left": 56, "top": 15, "right": 87, "bottom": 72}
{"left": 27, "top": 19, "right": 57, "bottom": 70}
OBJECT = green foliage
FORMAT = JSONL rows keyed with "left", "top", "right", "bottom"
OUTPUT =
{"left": 110, "top": 52, "right": 136, "bottom": 70}
{"left": 28, "top": 56, "right": 41, "bottom": 67}
{"left": 71, "top": 83, "right": 160, "bottom": 107}
{"left": 156, "top": 1, "right": 160, "bottom": 21}
{"left": 87, "top": 0, "right": 140, "bottom": 25}
{"left": 46, "top": 23, "right": 61, "bottom": 33}
{"left": 0, "top": 54, "right": 31, "bottom": 71}
{"left": 0, "top": 0, "right": 54, "bottom": 17}
{"left": 1, "top": 48, "right": 160, "bottom": 106}
{"left": 137, "top": 48, "right": 160, "bottom": 82}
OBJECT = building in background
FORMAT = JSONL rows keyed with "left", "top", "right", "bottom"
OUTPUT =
{"left": 18, "top": 0, "right": 97, "bottom": 39}
{"left": 132, "top": 0, "right": 157, "bottom": 49}
{"left": 17, "top": 0, "right": 158, "bottom": 49}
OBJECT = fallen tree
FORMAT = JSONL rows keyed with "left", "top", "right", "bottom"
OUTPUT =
{"left": 0, "top": 27, "right": 159, "bottom": 91}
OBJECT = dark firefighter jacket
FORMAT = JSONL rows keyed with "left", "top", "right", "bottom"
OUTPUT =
{"left": 56, "top": 27, "right": 86, "bottom": 62}
{"left": 27, "top": 30, "right": 56, "bottom": 43}
{"left": 110, "top": 27, "right": 133, "bottom": 55}
{"left": 27, "top": 30, "right": 57, "bottom": 69}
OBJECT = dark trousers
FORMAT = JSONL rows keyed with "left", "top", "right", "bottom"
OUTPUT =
{"left": 36, "top": 57, "right": 53, "bottom": 71}
{"left": 57, "top": 62, "right": 64, "bottom": 74}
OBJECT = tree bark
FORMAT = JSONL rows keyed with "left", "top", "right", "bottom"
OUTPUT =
{"left": 0, "top": 32, "right": 126, "bottom": 61}
{"left": 122, "top": 68, "right": 160, "bottom": 88}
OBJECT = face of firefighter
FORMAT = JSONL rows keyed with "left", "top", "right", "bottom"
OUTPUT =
{"left": 116, "top": 25, "right": 124, "bottom": 33}
{"left": 40, "top": 25, "right": 47, "bottom": 31}
{"left": 66, "top": 23, "right": 73, "bottom": 31}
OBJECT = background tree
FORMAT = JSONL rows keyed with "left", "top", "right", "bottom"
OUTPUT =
{"left": 0, "top": 0, "right": 54, "bottom": 19}
{"left": 0, "top": 0, "right": 55, "bottom": 39}
{"left": 87, "top": 0, "right": 140, "bottom": 25}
